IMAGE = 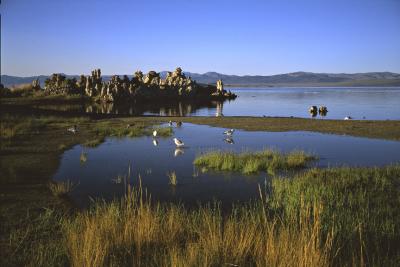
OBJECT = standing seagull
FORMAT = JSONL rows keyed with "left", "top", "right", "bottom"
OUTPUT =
{"left": 168, "top": 120, "right": 173, "bottom": 127}
{"left": 223, "top": 129, "right": 235, "bottom": 136}
{"left": 173, "top": 138, "right": 185, "bottom": 147}
{"left": 153, "top": 130, "right": 157, "bottom": 137}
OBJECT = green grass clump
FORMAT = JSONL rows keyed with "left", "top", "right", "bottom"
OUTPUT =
{"left": 194, "top": 149, "right": 316, "bottom": 174}
{"left": 93, "top": 123, "right": 173, "bottom": 139}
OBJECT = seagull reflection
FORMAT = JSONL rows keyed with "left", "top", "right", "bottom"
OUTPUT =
{"left": 224, "top": 137, "right": 235, "bottom": 144}
{"left": 174, "top": 148, "right": 184, "bottom": 157}
{"left": 152, "top": 139, "right": 159, "bottom": 146}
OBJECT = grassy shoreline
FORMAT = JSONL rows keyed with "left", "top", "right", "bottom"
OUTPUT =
{"left": 1, "top": 105, "right": 400, "bottom": 265}
{"left": 2, "top": 96, "right": 400, "bottom": 141}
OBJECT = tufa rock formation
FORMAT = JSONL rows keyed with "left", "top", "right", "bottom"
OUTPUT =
{"left": 44, "top": 67, "right": 236, "bottom": 102}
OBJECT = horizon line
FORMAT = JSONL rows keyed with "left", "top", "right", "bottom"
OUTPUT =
{"left": 2, "top": 70, "right": 400, "bottom": 78}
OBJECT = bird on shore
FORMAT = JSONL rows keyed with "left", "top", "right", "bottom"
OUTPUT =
{"left": 67, "top": 125, "right": 78, "bottom": 134}
{"left": 173, "top": 138, "right": 185, "bottom": 147}
{"left": 153, "top": 130, "right": 157, "bottom": 137}
{"left": 344, "top": 116, "right": 352, "bottom": 120}
{"left": 223, "top": 129, "right": 235, "bottom": 136}
{"left": 176, "top": 121, "right": 182, "bottom": 127}
{"left": 168, "top": 120, "right": 173, "bottom": 126}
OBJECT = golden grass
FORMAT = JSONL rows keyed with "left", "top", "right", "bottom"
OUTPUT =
{"left": 62, "top": 185, "right": 333, "bottom": 267}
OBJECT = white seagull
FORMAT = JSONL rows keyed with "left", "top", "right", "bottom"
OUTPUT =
{"left": 67, "top": 125, "right": 78, "bottom": 134}
{"left": 153, "top": 130, "right": 157, "bottom": 137}
{"left": 223, "top": 129, "right": 235, "bottom": 136}
{"left": 344, "top": 116, "right": 352, "bottom": 120}
{"left": 173, "top": 138, "right": 185, "bottom": 147}
{"left": 168, "top": 120, "right": 173, "bottom": 126}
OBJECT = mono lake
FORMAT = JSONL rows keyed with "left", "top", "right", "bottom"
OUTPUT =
{"left": 53, "top": 123, "right": 400, "bottom": 208}
{"left": 46, "top": 87, "right": 400, "bottom": 120}
{"left": 36, "top": 87, "right": 400, "bottom": 120}
{"left": 218, "top": 87, "right": 400, "bottom": 120}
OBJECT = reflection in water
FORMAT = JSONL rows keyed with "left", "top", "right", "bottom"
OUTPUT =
{"left": 174, "top": 148, "right": 184, "bottom": 157}
{"left": 34, "top": 87, "right": 400, "bottom": 119}
{"left": 216, "top": 101, "right": 224, "bottom": 117}
{"left": 85, "top": 100, "right": 226, "bottom": 116}
{"left": 54, "top": 123, "right": 400, "bottom": 209}
{"left": 223, "top": 137, "right": 235, "bottom": 144}
{"left": 152, "top": 139, "right": 159, "bottom": 146}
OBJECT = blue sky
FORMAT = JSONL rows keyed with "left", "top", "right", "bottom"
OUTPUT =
{"left": 1, "top": 0, "right": 400, "bottom": 76}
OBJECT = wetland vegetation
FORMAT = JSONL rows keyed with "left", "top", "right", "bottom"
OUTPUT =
{"left": 194, "top": 149, "right": 316, "bottom": 174}
{"left": 1, "top": 100, "right": 400, "bottom": 266}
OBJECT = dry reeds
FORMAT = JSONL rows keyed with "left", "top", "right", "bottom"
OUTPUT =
{"left": 48, "top": 180, "right": 77, "bottom": 197}
{"left": 62, "top": 183, "right": 332, "bottom": 267}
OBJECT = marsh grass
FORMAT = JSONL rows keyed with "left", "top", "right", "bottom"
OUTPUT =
{"left": 167, "top": 171, "right": 178, "bottom": 186}
{"left": 62, "top": 183, "right": 333, "bottom": 267}
{"left": 269, "top": 165, "right": 400, "bottom": 265}
{"left": 93, "top": 122, "right": 173, "bottom": 139}
{"left": 83, "top": 137, "right": 105, "bottom": 148}
{"left": 0, "top": 116, "right": 47, "bottom": 139}
{"left": 194, "top": 149, "right": 316, "bottom": 174}
{"left": 48, "top": 180, "right": 77, "bottom": 197}
{"left": 5, "top": 165, "right": 400, "bottom": 266}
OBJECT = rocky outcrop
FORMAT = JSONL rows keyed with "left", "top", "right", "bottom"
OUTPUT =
{"left": 31, "top": 78, "right": 41, "bottom": 90}
{"left": 44, "top": 67, "right": 237, "bottom": 102}
{"left": 44, "top": 74, "right": 80, "bottom": 95}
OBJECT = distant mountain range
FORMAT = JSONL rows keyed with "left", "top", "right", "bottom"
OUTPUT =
{"left": 2, "top": 71, "right": 400, "bottom": 87}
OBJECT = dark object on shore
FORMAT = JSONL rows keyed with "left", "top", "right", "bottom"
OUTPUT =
{"left": 176, "top": 121, "right": 182, "bottom": 127}
{"left": 319, "top": 106, "right": 328, "bottom": 116}
{"left": 309, "top": 106, "right": 318, "bottom": 117}
{"left": 43, "top": 67, "right": 237, "bottom": 102}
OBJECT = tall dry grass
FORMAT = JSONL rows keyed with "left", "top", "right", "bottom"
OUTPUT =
{"left": 63, "top": 184, "right": 333, "bottom": 267}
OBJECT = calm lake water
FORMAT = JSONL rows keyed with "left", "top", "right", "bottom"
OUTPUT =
{"left": 142, "top": 87, "right": 400, "bottom": 119}
{"left": 217, "top": 87, "right": 400, "bottom": 120}
{"left": 54, "top": 123, "right": 400, "bottom": 208}
{"left": 37, "top": 87, "right": 400, "bottom": 120}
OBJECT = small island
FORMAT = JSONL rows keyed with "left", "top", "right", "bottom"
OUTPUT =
{"left": 41, "top": 67, "right": 236, "bottom": 102}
